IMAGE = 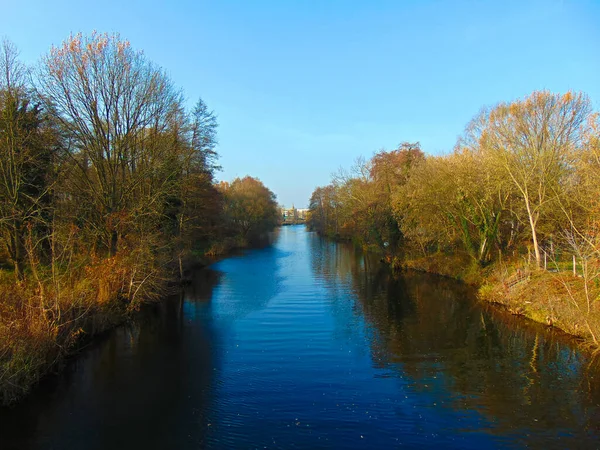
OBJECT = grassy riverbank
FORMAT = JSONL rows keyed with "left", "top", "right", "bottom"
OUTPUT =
{"left": 393, "top": 252, "right": 600, "bottom": 349}
{"left": 478, "top": 265, "right": 600, "bottom": 348}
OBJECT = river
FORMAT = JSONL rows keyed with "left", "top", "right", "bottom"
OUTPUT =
{"left": 1, "top": 225, "right": 599, "bottom": 449}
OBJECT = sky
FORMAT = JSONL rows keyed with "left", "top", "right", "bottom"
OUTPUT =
{"left": 1, "top": 0, "right": 599, "bottom": 207}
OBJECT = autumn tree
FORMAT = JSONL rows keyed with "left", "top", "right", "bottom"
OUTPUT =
{"left": 331, "top": 157, "right": 374, "bottom": 242}
{"left": 369, "top": 142, "right": 424, "bottom": 252}
{"left": 36, "top": 32, "right": 183, "bottom": 257}
{"left": 393, "top": 156, "right": 458, "bottom": 256}
{"left": 308, "top": 143, "right": 424, "bottom": 252}
{"left": 451, "top": 114, "right": 512, "bottom": 264}
{"left": 481, "top": 91, "right": 592, "bottom": 268}
{"left": 370, "top": 142, "right": 424, "bottom": 193}
{"left": 563, "top": 113, "right": 600, "bottom": 237}
{"left": 221, "top": 176, "right": 279, "bottom": 242}
{"left": 173, "top": 98, "right": 222, "bottom": 271}
{"left": 307, "top": 184, "right": 338, "bottom": 236}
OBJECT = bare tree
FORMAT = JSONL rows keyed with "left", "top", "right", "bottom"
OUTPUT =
{"left": 0, "top": 39, "right": 56, "bottom": 279}
{"left": 481, "top": 91, "right": 592, "bottom": 268}
{"left": 36, "top": 32, "right": 182, "bottom": 256}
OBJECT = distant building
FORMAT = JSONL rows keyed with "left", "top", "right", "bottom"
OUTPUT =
{"left": 280, "top": 206, "right": 309, "bottom": 224}
{"left": 297, "top": 209, "right": 309, "bottom": 219}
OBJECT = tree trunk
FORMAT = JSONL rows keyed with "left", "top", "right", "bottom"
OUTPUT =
{"left": 8, "top": 221, "right": 25, "bottom": 281}
{"left": 525, "top": 198, "right": 541, "bottom": 268}
{"left": 109, "top": 229, "right": 118, "bottom": 257}
{"left": 14, "top": 257, "right": 25, "bottom": 281}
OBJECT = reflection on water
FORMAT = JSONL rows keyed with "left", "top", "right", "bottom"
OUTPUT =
{"left": 312, "top": 236, "right": 600, "bottom": 447}
{"left": 1, "top": 226, "right": 599, "bottom": 449}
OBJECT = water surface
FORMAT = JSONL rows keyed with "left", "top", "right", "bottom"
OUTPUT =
{"left": 1, "top": 226, "right": 600, "bottom": 449}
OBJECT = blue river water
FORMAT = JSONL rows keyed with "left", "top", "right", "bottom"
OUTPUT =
{"left": 1, "top": 225, "right": 599, "bottom": 449}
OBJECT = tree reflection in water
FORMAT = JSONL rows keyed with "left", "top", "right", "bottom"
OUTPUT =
{"left": 309, "top": 232, "right": 600, "bottom": 445}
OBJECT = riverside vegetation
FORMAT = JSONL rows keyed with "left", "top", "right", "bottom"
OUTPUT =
{"left": 307, "top": 91, "right": 600, "bottom": 349}
{"left": 0, "top": 34, "right": 279, "bottom": 404}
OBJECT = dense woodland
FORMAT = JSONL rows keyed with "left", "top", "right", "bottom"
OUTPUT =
{"left": 0, "top": 33, "right": 279, "bottom": 404}
{"left": 308, "top": 91, "right": 600, "bottom": 347}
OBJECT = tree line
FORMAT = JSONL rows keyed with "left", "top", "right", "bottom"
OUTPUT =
{"left": 0, "top": 33, "right": 278, "bottom": 403}
{"left": 308, "top": 90, "right": 600, "bottom": 344}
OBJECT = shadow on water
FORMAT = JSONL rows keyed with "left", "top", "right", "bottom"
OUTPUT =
{"left": 309, "top": 233, "right": 600, "bottom": 447}
{"left": 0, "top": 271, "right": 223, "bottom": 450}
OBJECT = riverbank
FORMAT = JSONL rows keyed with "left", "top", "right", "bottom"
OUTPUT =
{"left": 393, "top": 252, "right": 600, "bottom": 350}
{"left": 478, "top": 267, "right": 600, "bottom": 348}
{"left": 0, "top": 256, "right": 137, "bottom": 405}
{"left": 0, "top": 233, "right": 277, "bottom": 406}
{"left": 309, "top": 228, "right": 599, "bottom": 349}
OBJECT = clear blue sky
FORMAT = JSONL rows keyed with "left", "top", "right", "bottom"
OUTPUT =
{"left": 2, "top": 0, "right": 599, "bottom": 207}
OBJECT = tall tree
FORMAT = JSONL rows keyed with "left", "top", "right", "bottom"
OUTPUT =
{"left": 481, "top": 91, "right": 592, "bottom": 268}
{"left": 370, "top": 142, "right": 424, "bottom": 193}
{"left": 37, "top": 32, "right": 183, "bottom": 256}
{"left": 177, "top": 98, "right": 221, "bottom": 244}
{"left": 370, "top": 142, "right": 424, "bottom": 252}
{"left": 221, "top": 176, "right": 279, "bottom": 241}
{"left": 190, "top": 98, "right": 219, "bottom": 174}
{"left": 307, "top": 185, "right": 338, "bottom": 236}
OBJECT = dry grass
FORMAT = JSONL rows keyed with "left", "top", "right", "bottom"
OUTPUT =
{"left": 397, "top": 252, "right": 600, "bottom": 350}
{"left": 479, "top": 262, "right": 600, "bottom": 349}
{"left": 0, "top": 248, "right": 170, "bottom": 405}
